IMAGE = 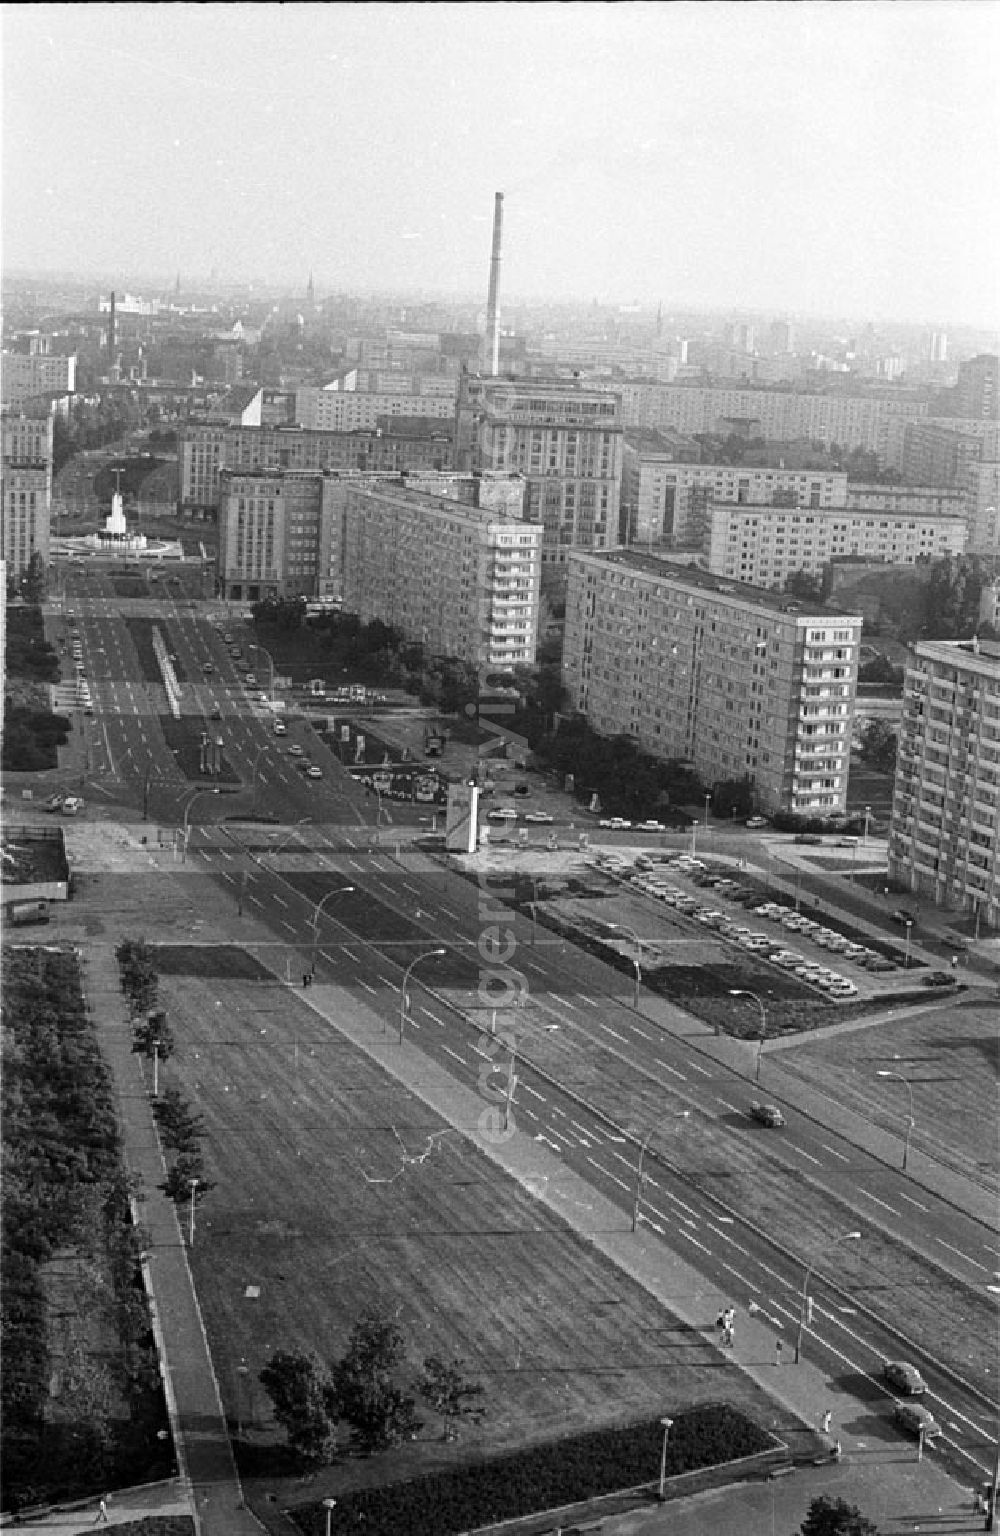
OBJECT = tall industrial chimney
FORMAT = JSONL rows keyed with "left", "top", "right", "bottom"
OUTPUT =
{"left": 108, "top": 290, "right": 116, "bottom": 368}
{"left": 484, "top": 191, "right": 503, "bottom": 376}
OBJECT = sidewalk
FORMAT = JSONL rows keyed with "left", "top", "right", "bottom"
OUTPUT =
{"left": 2, "top": 1481, "right": 191, "bottom": 1536}
{"left": 79, "top": 943, "right": 261, "bottom": 1536}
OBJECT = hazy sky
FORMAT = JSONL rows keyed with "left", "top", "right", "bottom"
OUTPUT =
{"left": 3, "top": 2, "right": 998, "bottom": 324}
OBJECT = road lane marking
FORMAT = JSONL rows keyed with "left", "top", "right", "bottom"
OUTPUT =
{"left": 686, "top": 1060, "right": 712, "bottom": 1077}
{"left": 658, "top": 1061, "right": 688, "bottom": 1081}
{"left": 579, "top": 995, "right": 600, "bottom": 1008}
{"left": 571, "top": 1118, "right": 599, "bottom": 1141}
{"left": 716, "top": 1097, "right": 741, "bottom": 1114}
{"left": 597, "top": 1022, "right": 629, "bottom": 1043}
{"left": 423, "top": 1009, "right": 447, "bottom": 1029}
{"left": 820, "top": 1142, "right": 851, "bottom": 1162}
{"left": 789, "top": 1145, "right": 822, "bottom": 1167}
{"left": 522, "top": 1083, "right": 545, "bottom": 1101}
{"left": 359, "top": 980, "right": 377, "bottom": 995}
{"left": 897, "top": 1191, "right": 929, "bottom": 1212}
{"left": 679, "top": 1229, "right": 712, "bottom": 1255}
{"left": 273, "top": 894, "right": 288, "bottom": 909}
{"left": 442, "top": 1045, "right": 465, "bottom": 1066}
{"left": 859, "top": 1189, "right": 898, "bottom": 1215}
{"left": 535, "top": 1134, "right": 562, "bottom": 1154}
{"left": 281, "top": 921, "right": 297, "bottom": 934}
{"left": 630, "top": 1025, "right": 652, "bottom": 1041}
{"left": 935, "top": 1237, "right": 989, "bottom": 1271}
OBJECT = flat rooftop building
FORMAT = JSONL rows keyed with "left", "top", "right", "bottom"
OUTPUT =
{"left": 889, "top": 638, "right": 1000, "bottom": 929}
{"left": 563, "top": 549, "right": 862, "bottom": 814}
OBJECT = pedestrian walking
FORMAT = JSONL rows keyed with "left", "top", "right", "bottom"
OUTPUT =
{"left": 94, "top": 1498, "right": 108, "bottom": 1524}
{"left": 774, "top": 1338, "right": 783, "bottom": 1367}
{"left": 821, "top": 1410, "right": 832, "bottom": 1434}
{"left": 722, "top": 1306, "right": 735, "bottom": 1348}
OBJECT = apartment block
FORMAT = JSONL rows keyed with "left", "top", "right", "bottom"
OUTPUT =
{"left": 961, "top": 462, "right": 1000, "bottom": 556}
{"left": 294, "top": 386, "right": 454, "bottom": 432}
{"left": 889, "top": 639, "right": 1000, "bottom": 928}
{"left": 954, "top": 353, "right": 998, "bottom": 421}
{"left": 562, "top": 550, "right": 861, "bottom": 814}
{"left": 632, "top": 458, "right": 849, "bottom": 549}
{"left": 0, "top": 351, "right": 76, "bottom": 407}
{"left": 707, "top": 502, "right": 967, "bottom": 588}
{"left": 180, "top": 420, "right": 455, "bottom": 516}
{"left": 844, "top": 482, "right": 966, "bottom": 519}
{"left": 461, "top": 376, "right": 623, "bottom": 567}
{"left": 895, "top": 418, "right": 999, "bottom": 486}
{"left": 1, "top": 410, "right": 53, "bottom": 575}
{"left": 615, "top": 381, "right": 926, "bottom": 462}
{"left": 341, "top": 481, "right": 541, "bottom": 669}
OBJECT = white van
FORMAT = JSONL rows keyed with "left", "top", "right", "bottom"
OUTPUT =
{"left": 61, "top": 796, "right": 85, "bottom": 816}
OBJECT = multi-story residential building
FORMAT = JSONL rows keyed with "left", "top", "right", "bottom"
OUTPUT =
{"left": 893, "top": 417, "right": 999, "bottom": 485}
{"left": 0, "top": 351, "right": 76, "bottom": 408}
{"left": 961, "top": 462, "right": 1000, "bottom": 556}
{"left": 179, "top": 419, "right": 455, "bottom": 517}
{"left": 623, "top": 459, "right": 848, "bottom": 549}
{"left": 953, "top": 353, "right": 998, "bottom": 421}
{"left": 562, "top": 550, "right": 862, "bottom": 814}
{"left": 844, "top": 482, "right": 966, "bottom": 519}
{"left": 294, "top": 386, "right": 454, "bottom": 432}
{"left": 614, "top": 381, "right": 926, "bottom": 463}
{"left": 459, "top": 376, "right": 623, "bottom": 569}
{"left": 889, "top": 639, "right": 1000, "bottom": 928}
{"left": 1, "top": 410, "right": 53, "bottom": 576}
{"left": 706, "top": 502, "right": 967, "bottom": 589}
{"left": 979, "top": 581, "right": 1000, "bottom": 632}
{"left": 216, "top": 468, "right": 527, "bottom": 606}
{"left": 341, "top": 480, "right": 541, "bottom": 669}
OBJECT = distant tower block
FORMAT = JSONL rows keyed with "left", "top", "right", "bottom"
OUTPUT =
{"left": 483, "top": 191, "right": 504, "bottom": 376}
{"left": 108, "top": 290, "right": 116, "bottom": 366}
{"left": 307, "top": 271, "right": 315, "bottom": 307}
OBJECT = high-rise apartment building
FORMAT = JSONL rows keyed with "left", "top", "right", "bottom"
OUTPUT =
{"left": 615, "top": 381, "right": 926, "bottom": 462}
{"left": 341, "top": 480, "right": 541, "bottom": 669}
{"left": 706, "top": 502, "right": 967, "bottom": 589}
{"left": 622, "top": 458, "right": 848, "bottom": 549}
{"left": 458, "top": 375, "right": 623, "bottom": 569}
{"left": 0, "top": 351, "right": 76, "bottom": 407}
{"left": 962, "top": 462, "right": 1000, "bottom": 557}
{"left": 180, "top": 420, "right": 455, "bottom": 517}
{"left": 562, "top": 550, "right": 862, "bottom": 813}
{"left": 889, "top": 639, "right": 1000, "bottom": 928}
{"left": 294, "top": 386, "right": 455, "bottom": 432}
{"left": 954, "top": 354, "right": 998, "bottom": 421}
{"left": 1, "top": 410, "right": 53, "bottom": 576}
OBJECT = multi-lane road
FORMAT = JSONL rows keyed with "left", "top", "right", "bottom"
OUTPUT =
{"left": 47, "top": 563, "right": 1000, "bottom": 1491}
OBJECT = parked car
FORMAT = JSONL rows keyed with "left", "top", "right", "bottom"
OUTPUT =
{"left": 892, "top": 909, "right": 916, "bottom": 926}
{"left": 524, "top": 811, "right": 554, "bottom": 824}
{"left": 513, "top": 784, "right": 531, "bottom": 796}
{"left": 306, "top": 766, "right": 322, "bottom": 779}
{"left": 488, "top": 807, "right": 518, "bottom": 822}
{"left": 794, "top": 833, "right": 824, "bottom": 845}
{"left": 210, "top": 706, "right": 222, "bottom": 720}
{"left": 921, "top": 970, "right": 957, "bottom": 988}
{"left": 749, "top": 1101, "right": 785, "bottom": 1128}
{"left": 883, "top": 1361, "right": 927, "bottom": 1396}
{"left": 746, "top": 816, "right": 769, "bottom": 829}
{"left": 636, "top": 819, "right": 666, "bottom": 832}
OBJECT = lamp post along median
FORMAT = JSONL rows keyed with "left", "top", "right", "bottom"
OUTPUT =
{"left": 729, "top": 989, "right": 767, "bottom": 1084}
{"left": 399, "top": 949, "right": 446, "bottom": 1044}
{"left": 876, "top": 1070, "right": 915, "bottom": 1171}
{"left": 608, "top": 922, "right": 642, "bottom": 1010}
{"left": 795, "top": 1230, "right": 861, "bottom": 1363}
{"left": 323, "top": 1499, "right": 337, "bottom": 1536}
{"left": 658, "top": 1417, "right": 674, "bottom": 1502}
{"left": 633, "top": 1111, "right": 690, "bottom": 1232}
{"left": 309, "top": 886, "right": 354, "bottom": 978}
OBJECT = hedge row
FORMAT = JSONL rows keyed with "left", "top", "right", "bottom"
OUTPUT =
{"left": 295, "top": 1404, "right": 772, "bottom": 1535}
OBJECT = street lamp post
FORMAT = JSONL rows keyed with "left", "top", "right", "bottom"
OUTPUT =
{"left": 399, "top": 948, "right": 446, "bottom": 1044}
{"left": 530, "top": 875, "right": 540, "bottom": 947}
{"left": 323, "top": 1499, "right": 337, "bottom": 1536}
{"left": 372, "top": 784, "right": 383, "bottom": 846}
{"left": 309, "top": 886, "right": 355, "bottom": 978}
{"left": 250, "top": 745, "right": 268, "bottom": 813}
{"left": 632, "top": 1111, "right": 690, "bottom": 1232}
{"left": 181, "top": 788, "right": 218, "bottom": 863}
{"left": 875, "top": 1069, "right": 915, "bottom": 1171}
{"left": 794, "top": 1230, "right": 861, "bottom": 1363}
{"left": 608, "top": 922, "right": 642, "bottom": 1010}
{"left": 864, "top": 805, "right": 872, "bottom": 845}
{"left": 657, "top": 1417, "right": 674, "bottom": 1501}
{"left": 729, "top": 989, "right": 767, "bottom": 1084}
{"left": 188, "top": 1178, "right": 199, "bottom": 1247}
{"left": 704, "top": 793, "right": 711, "bottom": 829}
{"left": 151, "top": 1039, "right": 161, "bottom": 1098}
{"left": 904, "top": 919, "right": 913, "bottom": 969}
{"left": 252, "top": 643, "right": 276, "bottom": 701}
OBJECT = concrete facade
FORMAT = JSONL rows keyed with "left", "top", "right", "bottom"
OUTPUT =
{"left": 706, "top": 502, "right": 967, "bottom": 589}
{"left": 622, "top": 458, "right": 848, "bottom": 550}
{"left": 562, "top": 549, "right": 862, "bottom": 814}
{"left": 889, "top": 639, "right": 1000, "bottom": 928}
{"left": 341, "top": 480, "right": 541, "bottom": 669}
{"left": 1, "top": 410, "right": 53, "bottom": 576}
{"left": 294, "top": 386, "right": 455, "bottom": 432}
{"left": 0, "top": 351, "right": 76, "bottom": 407}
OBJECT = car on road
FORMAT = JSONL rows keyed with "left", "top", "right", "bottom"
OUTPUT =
{"left": 524, "top": 811, "right": 554, "bottom": 823}
{"left": 202, "top": 662, "right": 213, "bottom": 674}
{"left": 513, "top": 783, "right": 531, "bottom": 796}
{"left": 210, "top": 706, "right": 222, "bottom": 720}
{"left": 635, "top": 819, "right": 666, "bottom": 832}
{"left": 772, "top": 951, "right": 804, "bottom": 968}
{"left": 487, "top": 806, "right": 518, "bottom": 822}
{"left": 745, "top": 816, "right": 769, "bottom": 829}
{"left": 44, "top": 794, "right": 65, "bottom": 813}
{"left": 864, "top": 954, "right": 895, "bottom": 972}
{"left": 306, "top": 766, "right": 322, "bottom": 779}
{"left": 273, "top": 720, "right": 287, "bottom": 736}
{"left": 892, "top": 1402, "right": 940, "bottom": 1439}
{"left": 223, "top": 633, "right": 233, "bottom": 644}
{"left": 749, "top": 1101, "right": 785, "bottom": 1128}
{"left": 599, "top": 816, "right": 633, "bottom": 830}
{"left": 794, "top": 833, "right": 824, "bottom": 845}
{"left": 921, "top": 970, "right": 957, "bottom": 988}
{"left": 891, "top": 908, "right": 916, "bottom": 926}
{"left": 289, "top": 744, "right": 305, "bottom": 756}
{"left": 245, "top": 673, "right": 257, "bottom": 688}
{"left": 883, "top": 1360, "right": 927, "bottom": 1396}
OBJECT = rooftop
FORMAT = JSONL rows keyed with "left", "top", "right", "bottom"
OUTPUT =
{"left": 572, "top": 547, "right": 863, "bottom": 620}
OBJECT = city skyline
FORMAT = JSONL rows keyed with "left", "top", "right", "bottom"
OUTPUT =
{"left": 3, "top": 2, "right": 999, "bottom": 327}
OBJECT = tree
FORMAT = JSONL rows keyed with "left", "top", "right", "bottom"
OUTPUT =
{"left": 259, "top": 1350, "right": 338, "bottom": 1466}
{"left": 800, "top": 1494, "right": 880, "bottom": 1536}
{"left": 417, "top": 1355, "right": 485, "bottom": 1441}
{"left": 784, "top": 567, "right": 825, "bottom": 603}
{"left": 332, "top": 1309, "right": 421, "bottom": 1453}
{"left": 711, "top": 778, "right": 753, "bottom": 820}
{"left": 859, "top": 718, "right": 898, "bottom": 775}
{"left": 20, "top": 553, "right": 48, "bottom": 605}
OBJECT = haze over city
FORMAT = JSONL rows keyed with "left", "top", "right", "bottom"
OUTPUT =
{"left": 3, "top": 1, "right": 999, "bottom": 325}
